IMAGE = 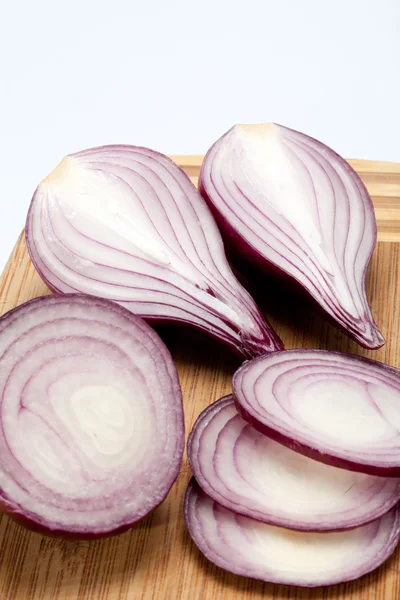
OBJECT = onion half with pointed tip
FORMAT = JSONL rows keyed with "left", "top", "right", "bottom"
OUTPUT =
{"left": 0, "top": 294, "right": 184, "bottom": 538}
{"left": 199, "top": 124, "right": 384, "bottom": 349}
{"left": 26, "top": 145, "right": 282, "bottom": 358}
{"left": 185, "top": 479, "right": 400, "bottom": 588}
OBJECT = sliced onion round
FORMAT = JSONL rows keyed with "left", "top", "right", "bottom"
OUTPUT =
{"left": 199, "top": 124, "right": 384, "bottom": 349}
{"left": 0, "top": 294, "right": 184, "bottom": 537}
{"left": 234, "top": 349, "right": 400, "bottom": 476}
{"left": 188, "top": 396, "right": 400, "bottom": 530}
{"left": 26, "top": 145, "right": 283, "bottom": 358}
{"left": 185, "top": 479, "right": 400, "bottom": 588}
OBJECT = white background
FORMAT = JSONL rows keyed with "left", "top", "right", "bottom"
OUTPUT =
{"left": 0, "top": 0, "right": 399, "bottom": 269}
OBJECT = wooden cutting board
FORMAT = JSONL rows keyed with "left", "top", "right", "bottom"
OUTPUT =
{"left": 1, "top": 156, "right": 400, "bottom": 600}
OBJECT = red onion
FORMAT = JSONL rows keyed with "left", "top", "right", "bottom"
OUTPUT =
{"left": 0, "top": 294, "right": 184, "bottom": 537}
{"left": 25, "top": 145, "right": 282, "bottom": 358}
{"left": 188, "top": 396, "right": 400, "bottom": 531}
{"left": 185, "top": 479, "right": 400, "bottom": 587}
{"left": 234, "top": 349, "right": 400, "bottom": 476}
{"left": 199, "top": 124, "right": 384, "bottom": 349}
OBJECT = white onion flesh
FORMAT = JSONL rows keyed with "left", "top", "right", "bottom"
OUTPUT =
{"left": 185, "top": 480, "right": 400, "bottom": 587}
{"left": 0, "top": 294, "right": 184, "bottom": 537}
{"left": 188, "top": 396, "right": 400, "bottom": 530}
{"left": 200, "top": 124, "right": 384, "bottom": 349}
{"left": 26, "top": 146, "right": 283, "bottom": 358}
{"left": 234, "top": 349, "right": 400, "bottom": 476}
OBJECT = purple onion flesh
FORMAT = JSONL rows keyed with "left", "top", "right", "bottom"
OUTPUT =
{"left": 0, "top": 294, "right": 184, "bottom": 537}
{"left": 199, "top": 124, "right": 384, "bottom": 349}
{"left": 188, "top": 396, "right": 400, "bottom": 531}
{"left": 26, "top": 145, "right": 282, "bottom": 358}
{"left": 234, "top": 349, "right": 400, "bottom": 476}
{"left": 185, "top": 479, "right": 400, "bottom": 587}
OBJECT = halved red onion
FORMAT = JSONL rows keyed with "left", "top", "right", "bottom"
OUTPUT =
{"left": 0, "top": 294, "right": 184, "bottom": 537}
{"left": 185, "top": 479, "right": 400, "bottom": 587}
{"left": 25, "top": 145, "right": 283, "bottom": 358}
{"left": 199, "top": 124, "right": 384, "bottom": 349}
{"left": 188, "top": 396, "right": 400, "bottom": 530}
{"left": 234, "top": 349, "right": 400, "bottom": 476}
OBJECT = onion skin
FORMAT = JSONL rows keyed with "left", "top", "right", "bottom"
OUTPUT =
{"left": 0, "top": 500, "right": 136, "bottom": 540}
{"left": 0, "top": 490, "right": 161, "bottom": 540}
{"left": 25, "top": 145, "right": 283, "bottom": 359}
{"left": 199, "top": 124, "right": 384, "bottom": 350}
{"left": 0, "top": 294, "right": 184, "bottom": 538}
{"left": 185, "top": 479, "right": 400, "bottom": 588}
{"left": 233, "top": 349, "right": 400, "bottom": 477}
{"left": 188, "top": 396, "right": 400, "bottom": 531}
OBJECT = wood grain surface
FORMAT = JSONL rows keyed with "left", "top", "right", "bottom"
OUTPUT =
{"left": 1, "top": 156, "right": 400, "bottom": 600}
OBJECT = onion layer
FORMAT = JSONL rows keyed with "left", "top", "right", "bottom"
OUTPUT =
{"left": 188, "top": 396, "right": 400, "bottom": 530}
{"left": 199, "top": 124, "right": 384, "bottom": 349}
{"left": 26, "top": 145, "right": 283, "bottom": 358}
{"left": 0, "top": 294, "right": 184, "bottom": 537}
{"left": 185, "top": 479, "right": 400, "bottom": 587}
{"left": 234, "top": 349, "right": 400, "bottom": 476}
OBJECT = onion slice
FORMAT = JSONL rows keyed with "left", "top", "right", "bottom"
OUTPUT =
{"left": 234, "top": 349, "right": 400, "bottom": 476}
{"left": 0, "top": 294, "right": 184, "bottom": 537}
{"left": 26, "top": 145, "right": 283, "bottom": 358}
{"left": 185, "top": 479, "right": 400, "bottom": 587}
{"left": 188, "top": 396, "right": 400, "bottom": 530}
{"left": 199, "top": 124, "right": 384, "bottom": 349}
